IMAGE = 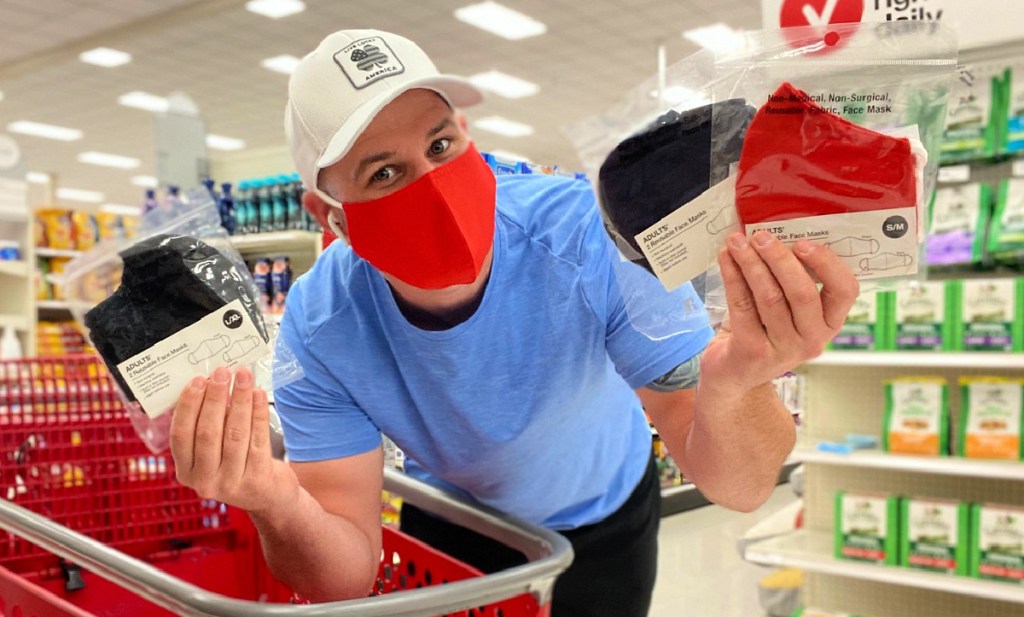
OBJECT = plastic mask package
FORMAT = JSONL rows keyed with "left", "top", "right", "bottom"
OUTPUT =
{"left": 564, "top": 49, "right": 730, "bottom": 338}
{"left": 60, "top": 190, "right": 304, "bottom": 453}
{"left": 713, "top": 22, "right": 958, "bottom": 289}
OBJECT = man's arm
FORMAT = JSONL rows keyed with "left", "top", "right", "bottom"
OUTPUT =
{"left": 170, "top": 367, "right": 383, "bottom": 602}
{"left": 640, "top": 232, "right": 857, "bottom": 512}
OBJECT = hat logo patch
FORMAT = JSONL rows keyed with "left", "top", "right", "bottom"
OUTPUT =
{"left": 334, "top": 36, "right": 405, "bottom": 89}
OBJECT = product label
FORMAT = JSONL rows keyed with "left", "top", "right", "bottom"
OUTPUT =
{"left": 746, "top": 207, "right": 918, "bottom": 282}
{"left": 964, "top": 381, "right": 1023, "bottom": 460}
{"left": 894, "top": 282, "right": 945, "bottom": 349}
{"left": 977, "top": 506, "right": 1024, "bottom": 581}
{"left": 116, "top": 299, "right": 269, "bottom": 418}
{"left": 833, "top": 291, "right": 879, "bottom": 349}
{"left": 931, "top": 184, "right": 980, "bottom": 234}
{"left": 888, "top": 381, "right": 944, "bottom": 455}
{"left": 962, "top": 280, "right": 1016, "bottom": 350}
{"left": 634, "top": 175, "right": 738, "bottom": 292}
{"left": 1001, "top": 180, "right": 1024, "bottom": 240}
{"left": 906, "top": 500, "right": 959, "bottom": 572}
{"left": 841, "top": 494, "right": 889, "bottom": 562}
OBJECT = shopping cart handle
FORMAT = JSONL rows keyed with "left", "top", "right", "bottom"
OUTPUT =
{"left": 0, "top": 468, "right": 573, "bottom": 617}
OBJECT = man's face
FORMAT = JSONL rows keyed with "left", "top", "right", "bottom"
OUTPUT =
{"left": 319, "top": 88, "right": 470, "bottom": 206}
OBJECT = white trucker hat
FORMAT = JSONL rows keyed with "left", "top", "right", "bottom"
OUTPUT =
{"left": 285, "top": 29, "right": 484, "bottom": 197}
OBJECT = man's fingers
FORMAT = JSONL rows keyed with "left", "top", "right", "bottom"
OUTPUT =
{"left": 750, "top": 233, "right": 826, "bottom": 339}
{"left": 794, "top": 241, "right": 860, "bottom": 331}
{"left": 219, "top": 368, "right": 255, "bottom": 481}
{"left": 726, "top": 232, "right": 798, "bottom": 341}
{"left": 717, "top": 245, "right": 764, "bottom": 338}
{"left": 192, "top": 366, "right": 231, "bottom": 476}
{"left": 170, "top": 376, "right": 208, "bottom": 478}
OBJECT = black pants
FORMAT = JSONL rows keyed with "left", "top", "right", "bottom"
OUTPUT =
{"left": 400, "top": 454, "right": 662, "bottom": 617}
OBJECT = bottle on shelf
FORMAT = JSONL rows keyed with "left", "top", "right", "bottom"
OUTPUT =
{"left": 268, "top": 176, "right": 287, "bottom": 232}
{"left": 219, "top": 183, "right": 236, "bottom": 236}
{"left": 256, "top": 179, "right": 272, "bottom": 234}
{"left": 0, "top": 326, "right": 22, "bottom": 360}
{"left": 280, "top": 174, "right": 303, "bottom": 231}
{"left": 235, "top": 181, "right": 251, "bottom": 235}
{"left": 142, "top": 189, "right": 159, "bottom": 216}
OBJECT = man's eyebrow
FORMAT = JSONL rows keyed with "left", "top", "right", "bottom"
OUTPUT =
{"left": 355, "top": 151, "right": 396, "bottom": 180}
{"left": 427, "top": 117, "right": 454, "bottom": 138}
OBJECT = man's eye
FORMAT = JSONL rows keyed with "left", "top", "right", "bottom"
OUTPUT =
{"left": 429, "top": 138, "right": 451, "bottom": 155}
{"left": 371, "top": 167, "right": 395, "bottom": 183}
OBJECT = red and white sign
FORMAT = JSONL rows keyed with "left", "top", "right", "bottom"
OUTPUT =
{"left": 763, "top": 0, "right": 1024, "bottom": 50}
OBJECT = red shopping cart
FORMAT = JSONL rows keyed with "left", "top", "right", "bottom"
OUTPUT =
{"left": 0, "top": 355, "right": 572, "bottom": 617}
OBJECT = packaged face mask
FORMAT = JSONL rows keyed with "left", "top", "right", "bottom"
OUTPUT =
{"left": 941, "top": 63, "right": 1003, "bottom": 162}
{"left": 958, "top": 377, "right": 1024, "bottom": 461}
{"left": 926, "top": 183, "right": 992, "bottom": 266}
{"left": 834, "top": 491, "right": 900, "bottom": 565}
{"left": 711, "top": 23, "right": 957, "bottom": 286}
{"left": 951, "top": 279, "right": 1024, "bottom": 352}
{"left": 971, "top": 503, "right": 1024, "bottom": 582}
{"left": 989, "top": 179, "right": 1024, "bottom": 261}
{"left": 900, "top": 497, "right": 970, "bottom": 575}
{"left": 883, "top": 377, "right": 949, "bottom": 457}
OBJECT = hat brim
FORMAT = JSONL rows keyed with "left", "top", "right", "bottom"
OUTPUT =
{"left": 315, "top": 75, "right": 483, "bottom": 175}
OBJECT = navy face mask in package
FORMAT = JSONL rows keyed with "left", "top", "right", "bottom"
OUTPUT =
{"left": 61, "top": 190, "right": 303, "bottom": 453}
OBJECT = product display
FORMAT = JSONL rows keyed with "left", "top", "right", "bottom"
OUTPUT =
{"left": 1005, "top": 61, "right": 1024, "bottom": 153}
{"left": 899, "top": 497, "right": 970, "bottom": 575}
{"left": 989, "top": 179, "right": 1024, "bottom": 260}
{"left": 889, "top": 281, "right": 954, "bottom": 351}
{"left": 951, "top": 278, "right": 1024, "bottom": 352}
{"left": 941, "top": 63, "right": 1003, "bottom": 162}
{"left": 971, "top": 502, "right": 1024, "bottom": 583}
{"left": 829, "top": 289, "right": 892, "bottom": 351}
{"left": 958, "top": 377, "right": 1024, "bottom": 461}
{"left": 834, "top": 491, "right": 899, "bottom": 565}
{"left": 926, "top": 183, "right": 991, "bottom": 266}
{"left": 883, "top": 377, "right": 949, "bottom": 457}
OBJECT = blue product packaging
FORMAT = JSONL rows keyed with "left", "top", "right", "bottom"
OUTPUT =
{"left": 219, "top": 182, "right": 236, "bottom": 235}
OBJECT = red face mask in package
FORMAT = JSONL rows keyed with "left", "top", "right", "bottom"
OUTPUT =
{"left": 342, "top": 144, "right": 496, "bottom": 290}
{"left": 735, "top": 82, "right": 927, "bottom": 279}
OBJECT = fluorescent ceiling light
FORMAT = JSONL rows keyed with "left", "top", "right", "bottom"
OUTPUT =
{"left": 473, "top": 116, "right": 534, "bottom": 137}
{"left": 26, "top": 172, "right": 51, "bottom": 184}
{"left": 649, "top": 86, "right": 711, "bottom": 108}
{"left": 7, "top": 120, "right": 82, "bottom": 141}
{"left": 454, "top": 1, "right": 546, "bottom": 40}
{"left": 118, "top": 91, "right": 169, "bottom": 112}
{"left": 79, "top": 47, "right": 132, "bottom": 67}
{"left": 245, "top": 0, "right": 305, "bottom": 18}
{"left": 78, "top": 151, "right": 141, "bottom": 169}
{"left": 130, "top": 175, "right": 158, "bottom": 188}
{"left": 261, "top": 54, "right": 301, "bottom": 75}
{"left": 100, "top": 203, "right": 141, "bottom": 216}
{"left": 683, "top": 23, "right": 744, "bottom": 53}
{"left": 468, "top": 70, "right": 539, "bottom": 99}
{"left": 206, "top": 134, "right": 246, "bottom": 151}
{"left": 489, "top": 149, "right": 531, "bottom": 163}
{"left": 57, "top": 188, "right": 104, "bottom": 203}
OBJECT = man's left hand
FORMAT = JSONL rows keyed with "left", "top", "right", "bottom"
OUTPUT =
{"left": 700, "top": 230, "right": 859, "bottom": 399}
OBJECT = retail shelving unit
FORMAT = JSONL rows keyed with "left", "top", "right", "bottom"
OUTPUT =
{"left": 745, "top": 351, "right": 1024, "bottom": 617}
{"left": 0, "top": 177, "right": 34, "bottom": 356}
{"left": 229, "top": 230, "right": 322, "bottom": 279}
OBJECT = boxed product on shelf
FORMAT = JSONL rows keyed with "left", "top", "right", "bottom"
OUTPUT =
{"left": 71, "top": 212, "right": 99, "bottom": 251}
{"left": 1003, "top": 61, "right": 1024, "bottom": 154}
{"left": 989, "top": 179, "right": 1024, "bottom": 260}
{"left": 950, "top": 278, "right": 1024, "bottom": 352}
{"left": 883, "top": 377, "right": 949, "bottom": 457}
{"left": 926, "top": 183, "right": 992, "bottom": 267}
{"left": 35, "top": 208, "right": 75, "bottom": 250}
{"left": 899, "top": 497, "right": 970, "bottom": 575}
{"left": 889, "top": 281, "right": 954, "bottom": 351}
{"left": 829, "top": 289, "right": 892, "bottom": 351}
{"left": 970, "top": 502, "right": 1024, "bottom": 583}
{"left": 958, "top": 377, "right": 1024, "bottom": 461}
{"left": 36, "top": 320, "right": 88, "bottom": 356}
{"left": 940, "top": 62, "right": 1003, "bottom": 163}
{"left": 834, "top": 491, "right": 899, "bottom": 565}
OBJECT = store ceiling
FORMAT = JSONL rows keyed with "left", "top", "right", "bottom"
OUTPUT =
{"left": 0, "top": 0, "right": 764, "bottom": 209}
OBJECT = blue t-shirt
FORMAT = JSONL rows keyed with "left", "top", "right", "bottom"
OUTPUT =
{"left": 274, "top": 174, "right": 713, "bottom": 529}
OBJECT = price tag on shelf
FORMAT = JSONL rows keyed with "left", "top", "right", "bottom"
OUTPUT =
{"left": 937, "top": 164, "right": 971, "bottom": 183}
{"left": 1013, "top": 159, "right": 1024, "bottom": 178}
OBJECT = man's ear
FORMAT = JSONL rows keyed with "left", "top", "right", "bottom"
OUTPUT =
{"left": 301, "top": 190, "right": 342, "bottom": 234}
{"left": 455, "top": 110, "right": 469, "bottom": 133}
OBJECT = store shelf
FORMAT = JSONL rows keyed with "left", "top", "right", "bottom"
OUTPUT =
{"left": 797, "top": 447, "right": 1024, "bottom": 480}
{"left": 807, "top": 351, "right": 1024, "bottom": 369}
{"left": 35, "top": 247, "right": 83, "bottom": 259}
{"left": 0, "top": 260, "right": 29, "bottom": 277}
{"left": 36, "top": 300, "right": 71, "bottom": 312}
{"left": 745, "top": 530, "right": 1024, "bottom": 605}
{"left": 229, "top": 231, "right": 321, "bottom": 254}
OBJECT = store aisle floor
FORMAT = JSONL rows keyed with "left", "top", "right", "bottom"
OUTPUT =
{"left": 650, "top": 485, "right": 800, "bottom": 617}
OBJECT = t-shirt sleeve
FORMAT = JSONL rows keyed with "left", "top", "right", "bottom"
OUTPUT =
{"left": 578, "top": 198, "right": 714, "bottom": 389}
{"left": 273, "top": 292, "right": 382, "bottom": 462}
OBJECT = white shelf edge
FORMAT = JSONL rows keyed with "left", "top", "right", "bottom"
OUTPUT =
{"left": 36, "top": 300, "right": 72, "bottom": 311}
{"left": 0, "top": 260, "right": 29, "bottom": 277}
{"left": 229, "top": 231, "right": 321, "bottom": 253}
{"left": 807, "top": 351, "right": 1024, "bottom": 369}
{"left": 796, "top": 447, "right": 1024, "bottom": 481}
{"left": 660, "top": 483, "right": 698, "bottom": 498}
{"left": 745, "top": 530, "right": 1024, "bottom": 604}
{"left": 36, "top": 248, "right": 83, "bottom": 259}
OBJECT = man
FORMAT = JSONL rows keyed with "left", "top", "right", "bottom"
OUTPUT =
{"left": 169, "top": 29, "right": 858, "bottom": 616}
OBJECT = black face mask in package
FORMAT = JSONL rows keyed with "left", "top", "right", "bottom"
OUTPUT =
{"left": 597, "top": 99, "right": 755, "bottom": 298}
{"left": 84, "top": 234, "right": 269, "bottom": 403}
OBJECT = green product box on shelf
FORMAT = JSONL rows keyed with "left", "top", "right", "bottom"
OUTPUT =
{"left": 1004, "top": 62, "right": 1024, "bottom": 153}
{"left": 929, "top": 183, "right": 992, "bottom": 266}
{"left": 989, "top": 179, "right": 1024, "bottom": 260}
{"left": 835, "top": 491, "right": 900, "bottom": 566}
{"left": 941, "top": 62, "right": 1004, "bottom": 163}
{"left": 883, "top": 377, "right": 949, "bottom": 456}
{"left": 949, "top": 278, "right": 1024, "bottom": 352}
{"left": 899, "top": 497, "right": 970, "bottom": 575}
{"left": 829, "top": 289, "right": 892, "bottom": 351}
{"left": 970, "top": 503, "right": 1024, "bottom": 582}
{"left": 889, "top": 281, "right": 953, "bottom": 351}
{"left": 958, "top": 377, "right": 1024, "bottom": 461}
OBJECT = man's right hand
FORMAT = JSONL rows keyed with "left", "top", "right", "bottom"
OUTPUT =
{"left": 170, "top": 366, "right": 300, "bottom": 515}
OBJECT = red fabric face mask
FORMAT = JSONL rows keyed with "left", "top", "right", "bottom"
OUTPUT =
{"left": 735, "top": 82, "right": 918, "bottom": 227}
{"left": 341, "top": 144, "right": 496, "bottom": 290}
